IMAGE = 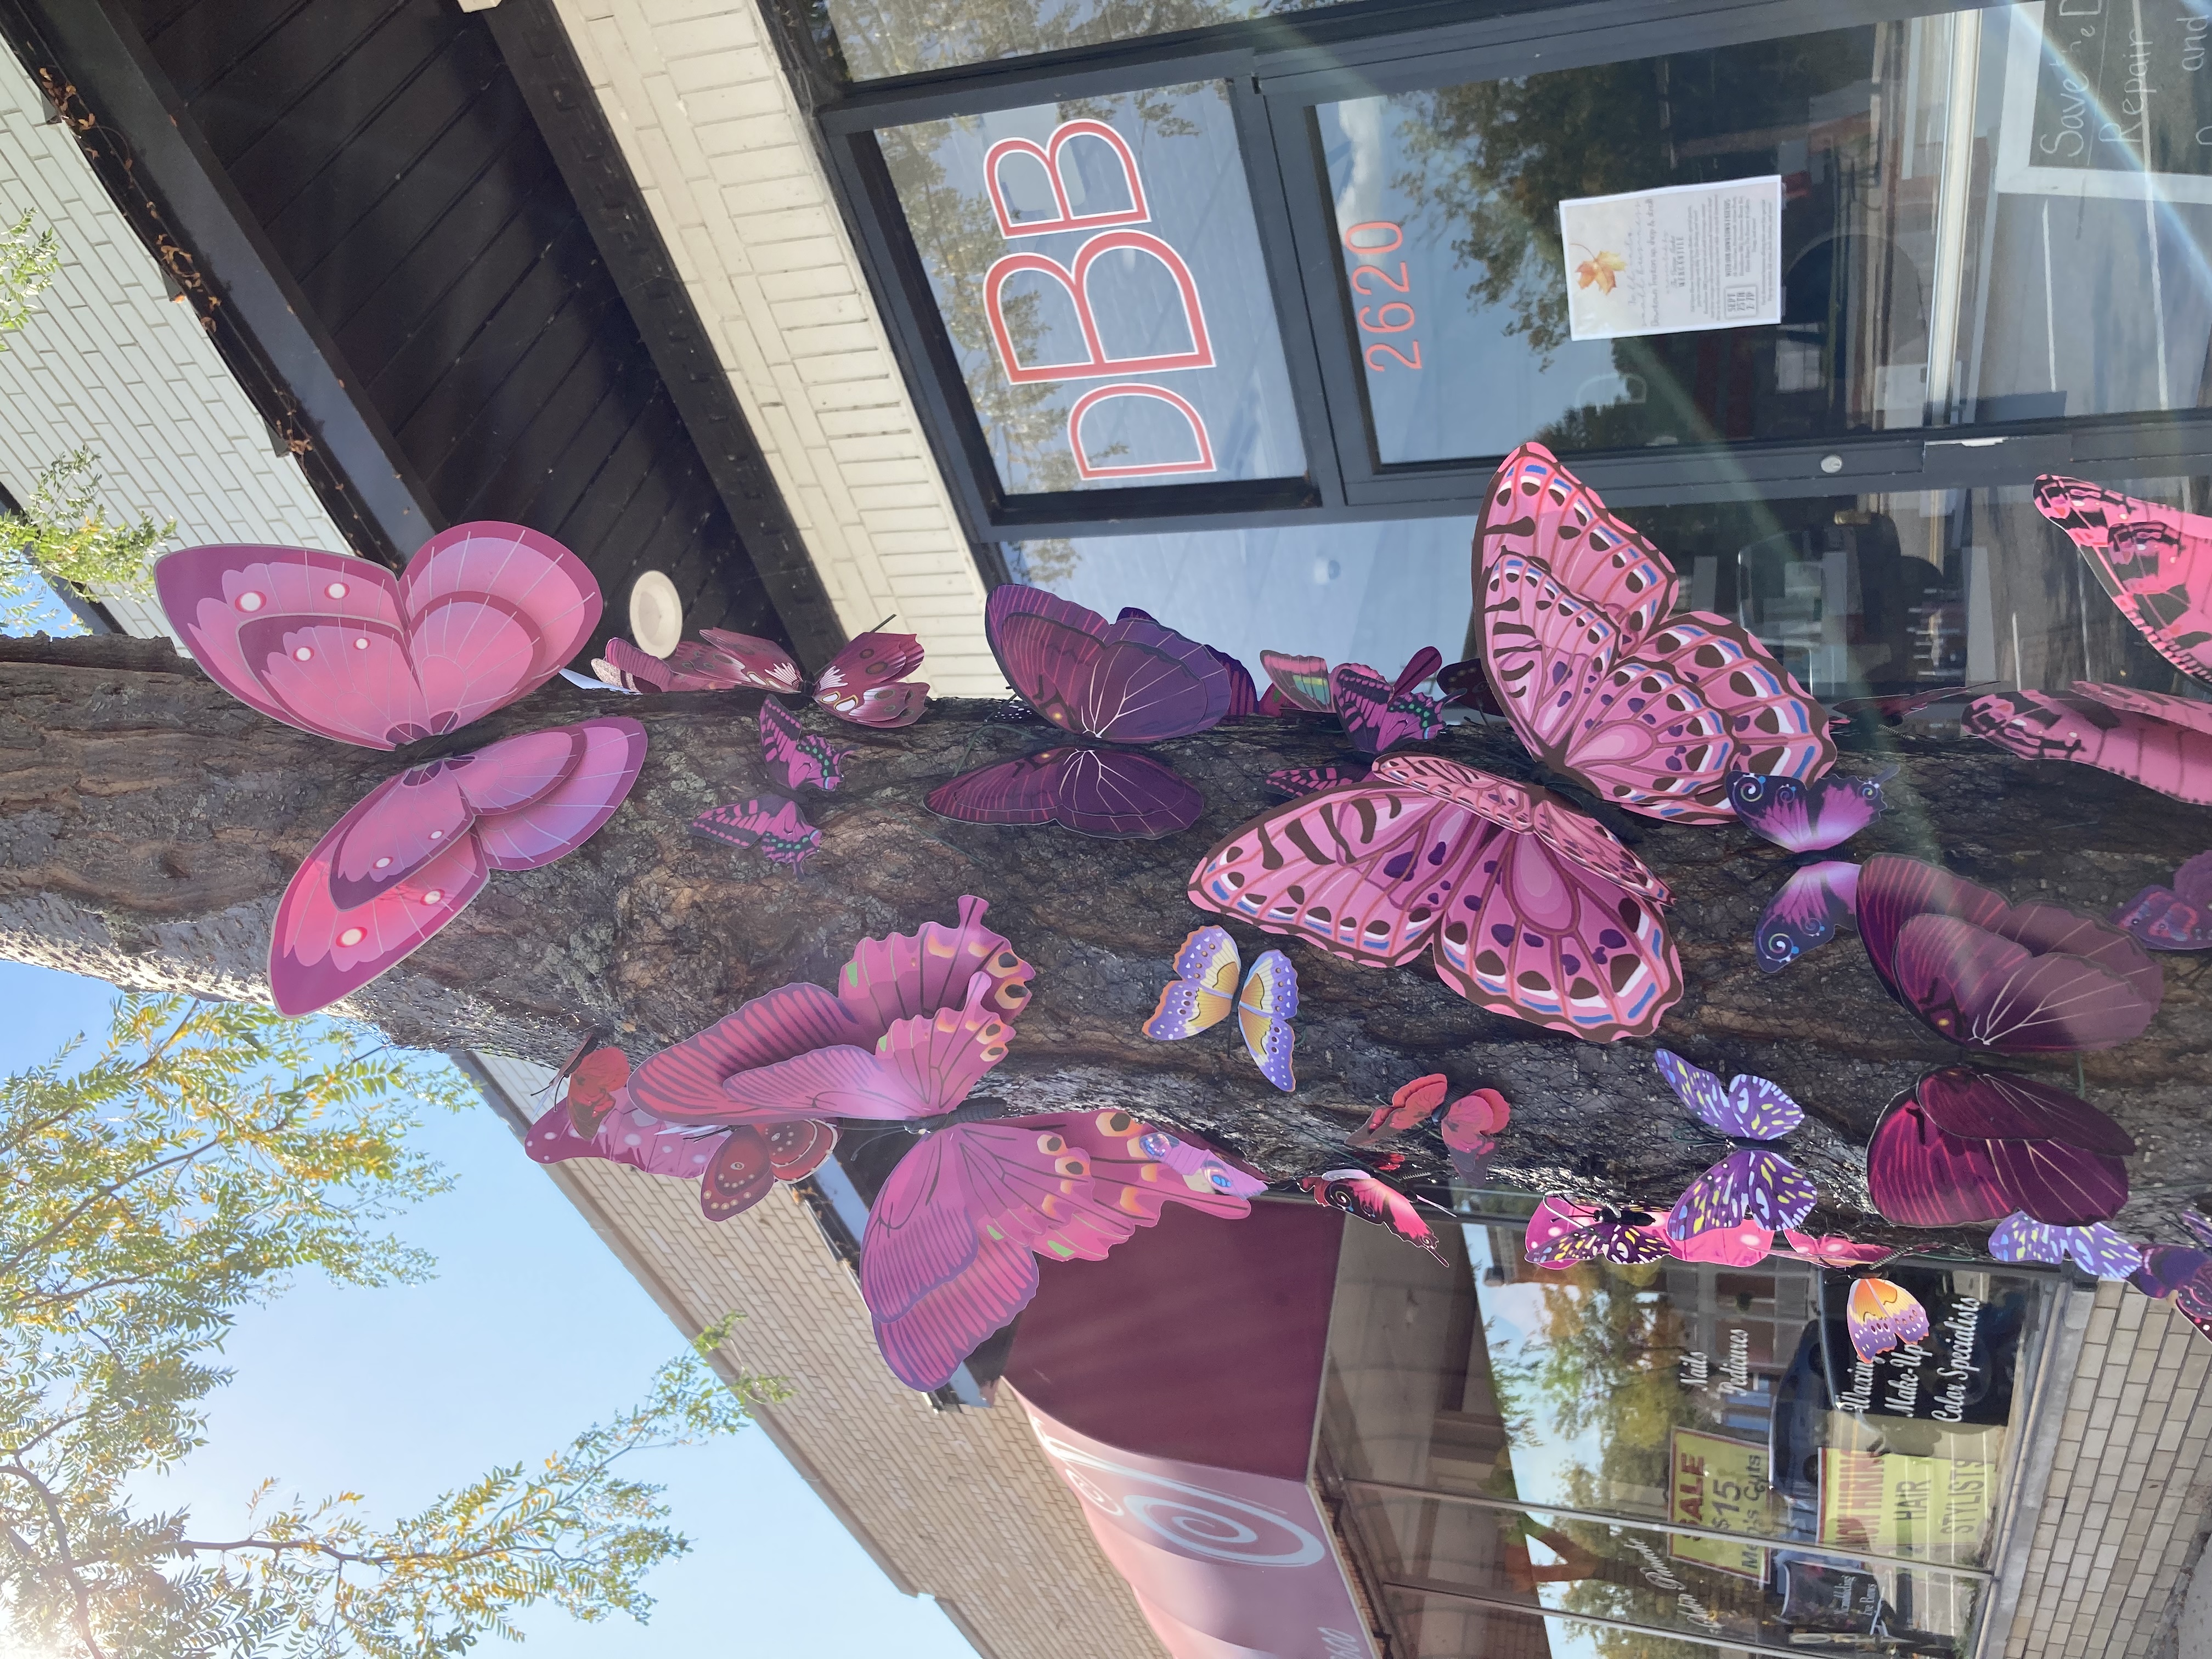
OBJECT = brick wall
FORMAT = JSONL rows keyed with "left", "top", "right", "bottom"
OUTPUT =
{"left": 2003, "top": 1280, "right": 2212, "bottom": 1659}
{"left": 547, "top": 0, "right": 1006, "bottom": 696}
{"left": 0, "top": 50, "right": 352, "bottom": 642}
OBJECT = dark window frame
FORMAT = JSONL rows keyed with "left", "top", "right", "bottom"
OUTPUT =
{"left": 792, "top": 0, "right": 2212, "bottom": 540}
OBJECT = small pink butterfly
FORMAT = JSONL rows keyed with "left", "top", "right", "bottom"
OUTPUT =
{"left": 760, "top": 697, "right": 854, "bottom": 791}
{"left": 1525, "top": 1194, "right": 1670, "bottom": 1267}
{"left": 1302, "top": 1169, "right": 1444, "bottom": 1261}
{"left": 595, "top": 623, "right": 928, "bottom": 727}
{"left": 269, "top": 718, "right": 647, "bottom": 1015}
{"left": 1257, "top": 648, "right": 1445, "bottom": 754}
{"left": 691, "top": 793, "right": 822, "bottom": 872}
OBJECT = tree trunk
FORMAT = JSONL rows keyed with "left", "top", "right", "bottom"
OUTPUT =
{"left": 4, "top": 633, "right": 2207, "bottom": 1246}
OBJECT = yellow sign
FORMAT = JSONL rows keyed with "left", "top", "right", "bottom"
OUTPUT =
{"left": 1818, "top": 1449, "right": 1996, "bottom": 1561}
{"left": 1667, "top": 1427, "right": 1770, "bottom": 1581}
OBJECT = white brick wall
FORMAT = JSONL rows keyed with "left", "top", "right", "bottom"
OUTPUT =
{"left": 549, "top": 0, "right": 1006, "bottom": 697}
{"left": 0, "top": 50, "right": 353, "bottom": 645}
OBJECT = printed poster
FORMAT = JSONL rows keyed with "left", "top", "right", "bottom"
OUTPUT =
{"left": 1559, "top": 177, "right": 1784, "bottom": 341}
{"left": 1818, "top": 1448, "right": 1997, "bottom": 1561}
{"left": 1666, "top": 1427, "right": 1771, "bottom": 1581}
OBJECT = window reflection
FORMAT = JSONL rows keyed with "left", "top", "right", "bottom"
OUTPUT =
{"left": 1321, "top": 5, "right": 2212, "bottom": 464}
{"left": 1316, "top": 1210, "right": 2052, "bottom": 1657}
{"left": 812, "top": 0, "right": 1354, "bottom": 82}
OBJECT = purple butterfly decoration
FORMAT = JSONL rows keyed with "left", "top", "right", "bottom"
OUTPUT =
{"left": 2131, "top": 1243, "right": 2212, "bottom": 1342}
{"left": 1115, "top": 607, "right": 1258, "bottom": 718}
{"left": 1728, "top": 768, "right": 1893, "bottom": 972}
{"left": 1655, "top": 1049, "right": 1818, "bottom": 1242}
{"left": 760, "top": 697, "right": 853, "bottom": 791}
{"left": 1988, "top": 1212, "right": 2143, "bottom": 1279}
{"left": 1265, "top": 764, "right": 1369, "bottom": 797}
{"left": 2113, "top": 850, "right": 2212, "bottom": 950}
{"left": 1330, "top": 648, "right": 1445, "bottom": 755}
{"left": 691, "top": 793, "right": 823, "bottom": 872}
{"left": 1525, "top": 1194, "right": 1672, "bottom": 1266}
{"left": 930, "top": 586, "right": 1230, "bottom": 840}
{"left": 927, "top": 746, "right": 1201, "bottom": 839}
{"left": 1866, "top": 1064, "right": 2135, "bottom": 1226}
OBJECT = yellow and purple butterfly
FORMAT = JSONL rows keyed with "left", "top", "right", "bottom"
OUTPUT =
{"left": 1846, "top": 1277, "right": 1931, "bottom": 1362}
{"left": 1142, "top": 924, "right": 1297, "bottom": 1091}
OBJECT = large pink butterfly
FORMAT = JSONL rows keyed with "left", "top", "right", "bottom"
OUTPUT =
{"left": 1187, "top": 752, "right": 1680, "bottom": 1042}
{"left": 2033, "top": 475, "right": 2212, "bottom": 683}
{"left": 596, "top": 625, "right": 928, "bottom": 727}
{"left": 860, "top": 1109, "right": 1263, "bottom": 1390}
{"left": 155, "top": 525, "right": 601, "bottom": 749}
{"left": 624, "top": 895, "right": 1035, "bottom": 1130}
{"left": 1475, "top": 443, "right": 1833, "bottom": 820}
{"left": 1965, "top": 684, "right": 2212, "bottom": 806}
{"left": 269, "top": 718, "right": 646, "bottom": 1014}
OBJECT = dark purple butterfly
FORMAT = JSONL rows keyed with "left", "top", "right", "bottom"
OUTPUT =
{"left": 1858, "top": 855, "right": 2162, "bottom": 1052}
{"left": 988, "top": 586, "right": 1230, "bottom": 743}
{"left": 1866, "top": 1064, "right": 2135, "bottom": 1227}
{"left": 2113, "top": 850, "right": 2212, "bottom": 950}
{"left": 691, "top": 793, "right": 822, "bottom": 872}
{"left": 1116, "top": 607, "right": 1257, "bottom": 718}
{"left": 1330, "top": 648, "right": 1444, "bottom": 755}
{"left": 1436, "top": 657, "right": 1505, "bottom": 717}
{"left": 924, "top": 746, "right": 1203, "bottom": 839}
{"left": 1729, "top": 770, "right": 1893, "bottom": 972}
{"left": 2130, "top": 1244, "right": 2212, "bottom": 1341}
{"left": 760, "top": 697, "right": 854, "bottom": 791}
{"left": 1265, "top": 764, "right": 1369, "bottom": 797}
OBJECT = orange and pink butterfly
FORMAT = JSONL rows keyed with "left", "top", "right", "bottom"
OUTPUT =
{"left": 1142, "top": 926, "right": 1298, "bottom": 1092}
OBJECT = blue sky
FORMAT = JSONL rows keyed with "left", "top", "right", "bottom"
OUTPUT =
{"left": 0, "top": 958, "right": 977, "bottom": 1658}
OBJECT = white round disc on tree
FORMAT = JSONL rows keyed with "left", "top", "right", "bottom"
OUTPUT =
{"left": 628, "top": 570, "right": 682, "bottom": 658}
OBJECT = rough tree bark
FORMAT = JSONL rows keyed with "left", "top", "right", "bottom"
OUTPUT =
{"left": 3, "top": 633, "right": 2207, "bottom": 1246}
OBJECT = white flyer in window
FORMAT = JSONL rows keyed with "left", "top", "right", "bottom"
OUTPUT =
{"left": 1559, "top": 177, "right": 1782, "bottom": 341}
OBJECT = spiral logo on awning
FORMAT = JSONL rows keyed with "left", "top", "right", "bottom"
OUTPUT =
{"left": 1029, "top": 1424, "right": 1325, "bottom": 1566}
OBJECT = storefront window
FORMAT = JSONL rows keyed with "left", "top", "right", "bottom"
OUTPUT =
{"left": 1318, "top": 1209, "right": 2055, "bottom": 1657}
{"left": 1318, "top": 5, "right": 2212, "bottom": 465}
{"left": 878, "top": 84, "right": 1305, "bottom": 494}
{"left": 814, "top": 0, "right": 1355, "bottom": 81}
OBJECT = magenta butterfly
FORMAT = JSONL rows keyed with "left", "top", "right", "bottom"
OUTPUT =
{"left": 1257, "top": 647, "right": 1446, "bottom": 754}
{"left": 1474, "top": 444, "right": 1832, "bottom": 820}
{"left": 692, "top": 794, "right": 822, "bottom": 872}
{"left": 1729, "top": 768, "right": 1894, "bottom": 973}
{"left": 1142, "top": 926, "right": 1298, "bottom": 1092}
{"left": 155, "top": 524, "right": 601, "bottom": 749}
{"left": 1965, "top": 684, "right": 2212, "bottom": 806}
{"left": 1188, "top": 752, "right": 1680, "bottom": 1043}
{"left": 929, "top": 586, "right": 1229, "bottom": 839}
{"left": 625, "top": 896, "right": 1034, "bottom": 1130}
{"left": 1302, "top": 1169, "right": 1444, "bottom": 1261}
{"left": 861, "top": 1109, "right": 1263, "bottom": 1390}
{"left": 595, "top": 624, "right": 928, "bottom": 727}
{"left": 1866, "top": 1064, "right": 2136, "bottom": 1227}
{"left": 1655, "top": 1049, "right": 1818, "bottom": 1245}
{"left": 760, "top": 698, "right": 854, "bottom": 791}
{"left": 1847, "top": 1277, "right": 1931, "bottom": 1363}
{"left": 1525, "top": 1194, "right": 1670, "bottom": 1267}
{"left": 1114, "top": 605, "right": 1259, "bottom": 716}
{"left": 1857, "top": 855, "right": 2162, "bottom": 1053}
{"left": 2113, "top": 850, "right": 2212, "bottom": 950}
{"left": 526, "top": 1090, "right": 837, "bottom": 1223}
{"left": 269, "top": 718, "right": 646, "bottom": 1015}
{"left": 2132, "top": 1216, "right": 2212, "bottom": 1342}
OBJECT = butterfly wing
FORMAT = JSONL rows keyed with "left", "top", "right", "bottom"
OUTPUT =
{"left": 1666, "top": 1149, "right": 1817, "bottom": 1239}
{"left": 1756, "top": 861, "right": 1861, "bottom": 973}
{"left": 1235, "top": 950, "right": 1299, "bottom": 1092}
{"left": 694, "top": 628, "right": 806, "bottom": 693}
{"left": 1440, "top": 1088, "right": 1510, "bottom": 1147}
{"left": 1143, "top": 926, "right": 1240, "bottom": 1041}
{"left": 471, "top": 719, "right": 646, "bottom": 870}
{"left": 1479, "top": 443, "right": 1680, "bottom": 635}
{"left": 1524, "top": 1194, "right": 1669, "bottom": 1266}
{"left": 1053, "top": 1109, "right": 1262, "bottom": 1226}
{"left": 1436, "top": 657, "right": 1506, "bottom": 716}
{"left": 1914, "top": 1066, "right": 2134, "bottom": 1224}
{"left": 1988, "top": 1212, "right": 2143, "bottom": 1279}
{"left": 814, "top": 631, "right": 927, "bottom": 727}
{"left": 988, "top": 585, "right": 1227, "bottom": 742}
{"left": 1302, "top": 1170, "right": 1444, "bottom": 1262}
{"left": 1260, "top": 650, "right": 1334, "bottom": 713}
{"left": 691, "top": 794, "right": 822, "bottom": 871}
{"left": 836, "top": 893, "right": 1035, "bottom": 1038}
{"left": 1349, "top": 1074, "right": 1450, "bottom": 1148}
{"left": 1778, "top": 1229, "right": 1891, "bottom": 1269}
{"left": 2113, "top": 879, "right": 2212, "bottom": 950}
{"left": 699, "top": 1125, "right": 778, "bottom": 1221}
{"left": 563, "top": 1046, "right": 632, "bottom": 1132}
{"left": 1668, "top": 1219, "right": 1776, "bottom": 1267}
{"left": 1847, "top": 1278, "right": 1931, "bottom": 1362}
{"left": 1966, "top": 689, "right": 2212, "bottom": 806}
{"left": 1865, "top": 1091, "right": 2019, "bottom": 1227}
{"left": 1728, "top": 770, "right": 1889, "bottom": 854}
{"left": 524, "top": 1099, "right": 724, "bottom": 1180}
{"left": 1266, "top": 764, "right": 1368, "bottom": 797}
{"left": 929, "top": 747, "right": 1203, "bottom": 839}
{"left": 1330, "top": 663, "right": 1440, "bottom": 755}
{"left": 1654, "top": 1048, "right": 1804, "bottom": 1139}
{"left": 2033, "top": 475, "right": 2212, "bottom": 684}
{"left": 397, "top": 521, "right": 601, "bottom": 716}
{"left": 1890, "top": 913, "right": 2153, "bottom": 1053}
{"left": 760, "top": 698, "right": 806, "bottom": 786}
{"left": 154, "top": 544, "right": 426, "bottom": 748}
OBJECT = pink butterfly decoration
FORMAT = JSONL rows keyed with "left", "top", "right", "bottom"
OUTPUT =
{"left": 624, "top": 896, "right": 1034, "bottom": 1130}
{"left": 270, "top": 718, "right": 646, "bottom": 1015}
{"left": 595, "top": 625, "right": 928, "bottom": 728}
{"left": 155, "top": 524, "right": 602, "bottom": 750}
{"left": 526, "top": 1079, "right": 837, "bottom": 1224}
{"left": 1857, "top": 855, "right": 2162, "bottom": 1053}
{"left": 1302, "top": 1169, "right": 1444, "bottom": 1262}
{"left": 691, "top": 793, "right": 822, "bottom": 872}
{"left": 1866, "top": 1063, "right": 2136, "bottom": 1227}
{"left": 1188, "top": 752, "right": 1681, "bottom": 1043}
{"left": 760, "top": 698, "right": 854, "bottom": 791}
{"left": 861, "top": 1109, "right": 1264, "bottom": 1390}
{"left": 1257, "top": 648, "right": 1446, "bottom": 754}
{"left": 1475, "top": 443, "right": 1833, "bottom": 820}
{"left": 1114, "top": 606, "right": 1260, "bottom": 717}
{"left": 1525, "top": 1195, "right": 1670, "bottom": 1267}
{"left": 2113, "top": 850, "right": 2212, "bottom": 950}
{"left": 1965, "top": 684, "right": 2212, "bottom": 806}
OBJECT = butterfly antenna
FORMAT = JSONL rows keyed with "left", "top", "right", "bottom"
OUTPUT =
{"left": 870, "top": 613, "right": 896, "bottom": 633}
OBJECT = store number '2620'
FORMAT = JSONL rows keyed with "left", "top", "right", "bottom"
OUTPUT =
{"left": 1345, "top": 221, "right": 1421, "bottom": 372}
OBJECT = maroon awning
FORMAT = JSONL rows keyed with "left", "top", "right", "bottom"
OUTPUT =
{"left": 1005, "top": 1201, "right": 1376, "bottom": 1659}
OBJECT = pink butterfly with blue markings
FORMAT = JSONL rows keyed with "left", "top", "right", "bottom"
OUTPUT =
{"left": 1727, "top": 768, "right": 1895, "bottom": 973}
{"left": 760, "top": 697, "right": 854, "bottom": 791}
{"left": 1655, "top": 1049, "right": 1818, "bottom": 1245}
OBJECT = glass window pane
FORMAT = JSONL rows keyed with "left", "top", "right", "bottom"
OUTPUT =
{"left": 815, "top": 0, "right": 1355, "bottom": 82}
{"left": 879, "top": 85, "right": 1305, "bottom": 495}
{"left": 1318, "top": 5, "right": 2212, "bottom": 464}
